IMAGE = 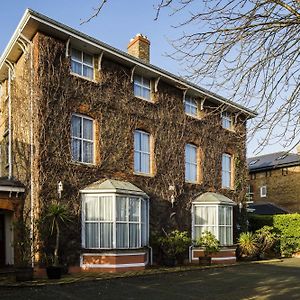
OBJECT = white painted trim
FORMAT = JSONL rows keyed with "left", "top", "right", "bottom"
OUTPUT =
{"left": 82, "top": 252, "right": 146, "bottom": 257}
{"left": 192, "top": 256, "right": 236, "bottom": 261}
{"left": 82, "top": 262, "right": 146, "bottom": 269}
{"left": 0, "top": 186, "right": 25, "bottom": 193}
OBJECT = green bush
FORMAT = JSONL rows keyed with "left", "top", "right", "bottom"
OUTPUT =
{"left": 194, "top": 231, "right": 220, "bottom": 256}
{"left": 237, "top": 232, "right": 258, "bottom": 258}
{"left": 248, "top": 213, "right": 300, "bottom": 257}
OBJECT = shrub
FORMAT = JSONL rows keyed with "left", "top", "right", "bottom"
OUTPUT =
{"left": 238, "top": 232, "right": 258, "bottom": 258}
{"left": 158, "top": 230, "right": 191, "bottom": 261}
{"left": 248, "top": 214, "right": 274, "bottom": 232}
{"left": 194, "top": 231, "right": 220, "bottom": 256}
{"left": 255, "top": 226, "right": 278, "bottom": 258}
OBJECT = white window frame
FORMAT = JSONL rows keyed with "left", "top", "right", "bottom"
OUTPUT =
{"left": 133, "top": 75, "right": 152, "bottom": 101}
{"left": 260, "top": 186, "right": 267, "bottom": 198}
{"left": 185, "top": 143, "right": 198, "bottom": 183}
{"left": 192, "top": 203, "right": 233, "bottom": 246}
{"left": 184, "top": 96, "right": 198, "bottom": 117}
{"left": 82, "top": 193, "right": 149, "bottom": 250}
{"left": 222, "top": 111, "right": 233, "bottom": 130}
{"left": 71, "top": 114, "right": 94, "bottom": 164}
{"left": 222, "top": 153, "right": 232, "bottom": 189}
{"left": 134, "top": 130, "right": 151, "bottom": 175}
{"left": 71, "top": 48, "right": 94, "bottom": 80}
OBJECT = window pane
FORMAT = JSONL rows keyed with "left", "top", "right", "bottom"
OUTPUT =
{"left": 85, "top": 196, "right": 99, "bottom": 221}
{"left": 134, "top": 75, "right": 142, "bottom": 85}
{"left": 141, "top": 132, "right": 150, "bottom": 152}
{"left": 83, "top": 65, "right": 94, "bottom": 79}
{"left": 134, "top": 84, "right": 142, "bottom": 98}
{"left": 83, "top": 118, "right": 93, "bottom": 140}
{"left": 83, "top": 53, "right": 93, "bottom": 66}
{"left": 71, "top": 49, "right": 81, "bottom": 61}
{"left": 71, "top": 115, "right": 81, "bottom": 138}
{"left": 134, "top": 152, "right": 141, "bottom": 173}
{"left": 85, "top": 223, "right": 99, "bottom": 248}
{"left": 99, "top": 196, "right": 113, "bottom": 221}
{"left": 116, "top": 196, "right": 128, "bottom": 221}
{"left": 129, "top": 224, "right": 139, "bottom": 248}
{"left": 142, "top": 77, "right": 150, "bottom": 88}
{"left": 83, "top": 141, "right": 93, "bottom": 163}
{"left": 142, "top": 88, "right": 150, "bottom": 100}
{"left": 141, "top": 200, "right": 148, "bottom": 246}
{"left": 141, "top": 153, "right": 150, "bottom": 173}
{"left": 99, "top": 223, "right": 113, "bottom": 248}
{"left": 71, "top": 60, "right": 82, "bottom": 75}
{"left": 129, "top": 198, "right": 139, "bottom": 222}
{"left": 71, "top": 138, "right": 81, "bottom": 161}
{"left": 116, "top": 223, "right": 128, "bottom": 248}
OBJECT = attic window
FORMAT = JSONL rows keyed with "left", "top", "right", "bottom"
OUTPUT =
{"left": 249, "top": 159, "right": 259, "bottom": 166}
{"left": 71, "top": 48, "right": 94, "bottom": 80}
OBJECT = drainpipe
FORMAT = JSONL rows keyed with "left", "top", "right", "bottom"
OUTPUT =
{"left": 7, "top": 66, "right": 12, "bottom": 179}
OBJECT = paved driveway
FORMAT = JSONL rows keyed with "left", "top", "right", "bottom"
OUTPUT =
{"left": 2, "top": 258, "right": 300, "bottom": 300}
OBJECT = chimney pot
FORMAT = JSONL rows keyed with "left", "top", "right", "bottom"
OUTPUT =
{"left": 127, "top": 33, "right": 150, "bottom": 63}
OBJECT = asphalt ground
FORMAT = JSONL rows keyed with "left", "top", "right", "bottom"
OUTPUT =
{"left": 1, "top": 258, "right": 300, "bottom": 300}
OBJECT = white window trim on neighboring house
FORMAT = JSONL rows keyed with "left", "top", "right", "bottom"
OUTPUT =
{"left": 184, "top": 96, "right": 198, "bottom": 117}
{"left": 71, "top": 114, "right": 94, "bottom": 164}
{"left": 185, "top": 143, "right": 198, "bottom": 183}
{"left": 260, "top": 186, "right": 267, "bottom": 197}
{"left": 222, "top": 153, "right": 232, "bottom": 189}
{"left": 71, "top": 48, "right": 94, "bottom": 80}
{"left": 134, "top": 130, "right": 151, "bottom": 175}
{"left": 192, "top": 203, "right": 233, "bottom": 246}
{"left": 82, "top": 193, "right": 149, "bottom": 249}
{"left": 133, "top": 75, "right": 152, "bottom": 102}
{"left": 222, "top": 111, "right": 233, "bottom": 130}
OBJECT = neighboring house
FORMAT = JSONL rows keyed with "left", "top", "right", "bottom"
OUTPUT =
{"left": 248, "top": 150, "right": 300, "bottom": 213}
{"left": 0, "top": 9, "right": 256, "bottom": 272}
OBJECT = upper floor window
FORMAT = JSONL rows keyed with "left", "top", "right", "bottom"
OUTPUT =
{"left": 222, "top": 111, "right": 233, "bottom": 130}
{"left": 185, "top": 96, "right": 198, "bottom": 117}
{"left": 185, "top": 144, "right": 198, "bottom": 182}
{"left": 222, "top": 153, "right": 232, "bottom": 189}
{"left": 71, "top": 49, "right": 94, "bottom": 80}
{"left": 133, "top": 75, "right": 151, "bottom": 101}
{"left": 71, "top": 114, "right": 94, "bottom": 164}
{"left": 134, "top": 130, "right": 151, "bottom": 174}
{"left": 260, "top": 186, "right": 267, "bottom": 197}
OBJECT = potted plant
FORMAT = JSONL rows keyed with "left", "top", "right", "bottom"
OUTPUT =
{"left": 158, "top": 230, "right": 191, "bottom": 266}
{"left": 14, "top": 218, "right": 34, "bottom": 282}
{"left": 45, "top": 201, "right": 70, "bottom": 279}
{"left": 195, "top": 231, "right": 220, "bottom": 265}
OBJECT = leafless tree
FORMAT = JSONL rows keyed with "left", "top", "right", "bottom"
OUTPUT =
{"left": 83, "top": 0, "right": 300, "bottom": 152}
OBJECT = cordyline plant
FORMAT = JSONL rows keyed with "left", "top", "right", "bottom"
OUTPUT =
{"left": 45, "top": 201, "right": 71, "bottom": 266}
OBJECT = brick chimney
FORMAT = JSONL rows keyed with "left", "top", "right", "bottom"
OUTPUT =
{"left": 127, "top": 34, "right": 150, "bottom": 63}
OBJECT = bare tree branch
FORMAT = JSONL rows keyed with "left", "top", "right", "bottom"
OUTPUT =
{"left": 80, "top": 0, "right": 108, "bottom": 25}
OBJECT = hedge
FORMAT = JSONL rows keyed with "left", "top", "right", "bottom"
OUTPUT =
{"left": 248, "top": 213, "right": 300, "bottom": 257}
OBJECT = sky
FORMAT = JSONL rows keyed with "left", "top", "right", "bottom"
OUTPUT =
{"left": 0, "top": 0, "right": 291, "bottom": 157}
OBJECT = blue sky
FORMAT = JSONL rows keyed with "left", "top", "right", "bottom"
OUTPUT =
{"left": 0, "top": 1, "right": 288, "bottom": 157}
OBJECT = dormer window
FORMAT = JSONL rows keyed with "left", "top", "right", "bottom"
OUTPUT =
{"left": 133, "top": 75, "right": 151, "bottom": 101}
{"left": 185, "top": 96, "right": 198, "bottom": 117}
{"left": 71, "top": 48, "right": 94, "bottom": 80}
{"left": 222, "top": 111, "right": 233, "bottom": 130}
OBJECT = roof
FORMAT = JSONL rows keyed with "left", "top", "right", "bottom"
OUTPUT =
{"left": 248, "top": 151, "right": 300, "bottom": 172}
{"left": 248, "top": 202, "right": 289, "bottom": 215}
{"left": 0, "top": 176, "right": 25, "bottom": 193}
{"left": 193, "top": 192, "right": 236, "bottom": 205}
{"left": 0, "top": 9, "right": 257, "bottom": 118}
{"left": 80, "top": 179, "right": 148, "bottom": 197}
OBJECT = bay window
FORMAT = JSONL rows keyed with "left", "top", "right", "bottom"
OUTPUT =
{"left": 82, "top": 190, "right": 149, "bottom": 249}
{"left": 192, "top": 193, "right": 235, "bottom": 246}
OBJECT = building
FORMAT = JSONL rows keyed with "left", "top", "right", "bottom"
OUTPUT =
{"left": 0, "top": 9, "right": 256, "bottom": 272}
{"left": 248, "top": 150, "right": 300, "bottom": 213}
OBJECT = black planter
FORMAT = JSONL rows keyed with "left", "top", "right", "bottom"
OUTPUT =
{"left": 46, "top": 266, "right": 62, "bottom": 279}
{"left": 198, "top": 256, "right": 212, "bottom": 266}
{"left": 15, "top": 267, "right": 34, "bottom": 282}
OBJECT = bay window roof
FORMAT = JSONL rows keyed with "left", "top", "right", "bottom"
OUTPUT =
{"left": 193, "top": 192, "right": 236, "bottom": 206}
{"left": 80, "top": 179, "right": 148, "bottom": 197}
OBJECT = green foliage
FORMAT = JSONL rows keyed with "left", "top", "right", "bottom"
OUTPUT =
{"left": 248, "top": 214, "right": 274, "bottom": 232}
{"left": 194, "top": 231, "right": 220, "bottom": 256}
{"left": 255, "top": 226, "right": 278, "bottom": 258}
{"left": 238, "top": 232, "right": 258, "bottom": 258}
{"left": 273, "top": 214, "right": 300, "bottom": 257}
{"left": 158, "top": 230, "right": 191, "bottom": 260}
